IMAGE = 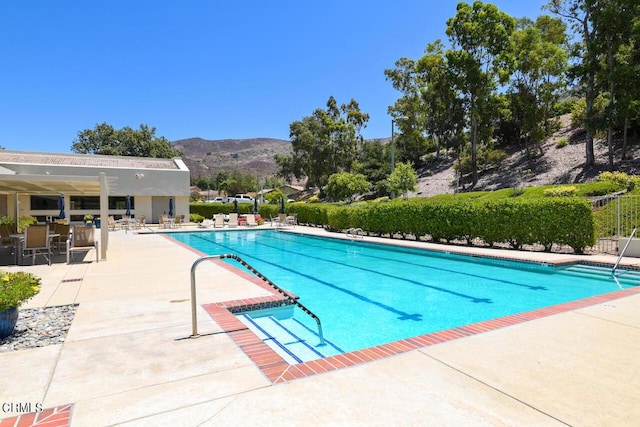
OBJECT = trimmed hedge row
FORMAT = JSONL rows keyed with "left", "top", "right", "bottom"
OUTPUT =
{"left": 190, "top": 202, "right": 255, "bottom": 218}
{"left": 191, "top": 197, "right": 597, "bottom": 253}
{"left": 324, "top": 198, "right": 596, "bottom": 253}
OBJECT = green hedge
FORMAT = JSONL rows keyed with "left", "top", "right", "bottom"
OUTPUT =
{"left": 191, "top": 198, "right": 596, "bottom": 253}
{"left": 190, "top": 202, "right": 255, "bottom": 218}
{"left": 326, "top": 198, "right": 596, "bottom": 253}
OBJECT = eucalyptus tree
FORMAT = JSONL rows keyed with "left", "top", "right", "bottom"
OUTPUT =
{"left": 589, "top": 0, "right": 639, "bottom": 168}
{"left": 505, "top": 15, "right": 569, "bottom": 156}
{"left": 384, "top": 58, "right": 429, "bottom": 165}
{"left": 445, "top": 1, "right": 516, "bottom": 186}
{"left": 547, "top": 0, "right": 599, "bottom": 165}
{"left": 275, "top": 96, "right": 369, "bottom": 190}
{"left": 416, "top": 40, "right": 465, "bottom": 160}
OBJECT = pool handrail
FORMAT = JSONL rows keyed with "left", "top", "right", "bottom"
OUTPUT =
{"left": 613, "top": 227, "right": 637, "bottom": 275}
{"left": 190, "top": 254, "right": 325, "bottom": 345}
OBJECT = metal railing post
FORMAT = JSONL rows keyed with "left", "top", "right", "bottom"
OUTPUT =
{"left": 190, "top": 253, "right": 324, "bottom": 345}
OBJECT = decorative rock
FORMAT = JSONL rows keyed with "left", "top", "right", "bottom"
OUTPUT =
{"left": 0, "top": 304, "right": 77, "bottom": 353}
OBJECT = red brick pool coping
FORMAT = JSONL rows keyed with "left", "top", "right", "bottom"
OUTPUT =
{"left": 203, "top": 259, "right": 640, "bottom": 384}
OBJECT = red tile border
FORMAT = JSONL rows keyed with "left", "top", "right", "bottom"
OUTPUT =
{"left": 0, "top": 404, "right": 73, "bottom": 427}
{"left": 203, "top": 280, "right": 640, "bottom": 385}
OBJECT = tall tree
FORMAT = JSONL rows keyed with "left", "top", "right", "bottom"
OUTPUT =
{"left": 72, "top": 123, "right": 181, "bottom": 158}
{"left": 385, "top": 58, "right": 430, "bottom": 165}
{"left": 505, "top": 15, "right": 568, "bottom": 156}
{"left": 275, "top": 96, "right": 369, "bottom": 189}
{"left": 590, "top": 0, "right": 637, "bottom": 169}
{"left": 547, "top": 0, "right": 599, "bottom": 166}
{"left": 445, "top": 1, "right": 516, "bottom": 186}
{"left": 416, "top": 40, "right": 466, "bottom": 159}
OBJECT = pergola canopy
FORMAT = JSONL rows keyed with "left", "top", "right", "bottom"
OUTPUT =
{"left": 0, "top": 174, "right": 115, "bottom": 194}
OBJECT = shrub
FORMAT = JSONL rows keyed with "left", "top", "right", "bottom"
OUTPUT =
{"left": 543, "top": 186, "right": 578, "bottom": 197}
{"left": 0, "top": 271, "right": 42, "bottom": 311}
{"left": 556, "top": 137, "right": 568, "bottom": 148}
{"left": 190, "top": 213, "right": 204, "bottom": 223}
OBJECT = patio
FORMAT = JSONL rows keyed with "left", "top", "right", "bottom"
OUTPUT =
{"left": 1, "top": 225, "right": 639, "bottom": 426}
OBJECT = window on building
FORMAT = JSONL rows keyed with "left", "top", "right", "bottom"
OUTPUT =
{"left": 30, "top": 195, "right": 60, "bottom": 210}
{"left": 69, "top": 196, "right": 135, "bottom": 210}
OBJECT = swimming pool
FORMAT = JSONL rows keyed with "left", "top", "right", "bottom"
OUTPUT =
{"left": 171, "top": 229, "right": 640, "bottom": 363}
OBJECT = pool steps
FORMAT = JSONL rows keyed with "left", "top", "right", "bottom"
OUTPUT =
{"left": 238, "top": 313, "right": 342, "bottom": 363}
{"left": 560, "top": 265, "right": 640, "bottom": 287}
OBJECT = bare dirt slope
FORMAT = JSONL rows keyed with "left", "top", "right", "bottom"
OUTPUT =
{"left": 413, "top": 115, "right": 640, "bottom": 198}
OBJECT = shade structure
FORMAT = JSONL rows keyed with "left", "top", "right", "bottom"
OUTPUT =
{"left": 125, "top": 195, "right": 131, "bottom": 216}
{"left": 168, "top": 197, "right": 174, "bottom": 217}
{"left": 280, "top": 197, "right": 285, "bottom": 214}
{"left": 233, "top": 199, "right": 238, "bottom": 213}
{"left": 58, "top": 194, "right": 66, "bottom": 219}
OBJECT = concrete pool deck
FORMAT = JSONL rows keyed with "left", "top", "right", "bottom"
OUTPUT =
{"left": 1, "top": 225, "right": 639, "bottom": 426}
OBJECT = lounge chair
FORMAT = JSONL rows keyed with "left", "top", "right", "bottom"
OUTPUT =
{"left": 213, "top": 214, "right": 225, "bottom": 228}
{"left": 67, "top": 225, "right": 99, "bottom": 264}
{"left": 22, "top": 225, "right": 51, "bottom": 265}
{"left": 199, "top": 219, "right": 214, "bottom": 228}
{"left": 245, "top": 214, "right": 258, "bottom": 227}
{"left": 228, "top": 213, "right": 238, "bottom": 228}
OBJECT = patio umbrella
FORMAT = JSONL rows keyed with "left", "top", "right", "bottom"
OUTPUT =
{"left": 253, "top": 198, "right": 258, "bottom": 214}
{"left": 125, "top": 195, "right": 131, "bottom": 216}
{"left": 280, "top": 197, "right": 285, "bottom": 214}
{"left": 233, "top": 199, "right": 238, "bottom": 213}
{"left": 58, "top": 194, "right": 66, "bottom": 219}
{"left": 168, "top": 197, "right": 174, "bottom": 217}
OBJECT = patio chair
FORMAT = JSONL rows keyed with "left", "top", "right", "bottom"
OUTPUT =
{"left": 67, "top": 225, "right": 99, "bottom": 264}
{"left": 22, "top": 225, "right": 51, "bottom": 265}
{"left": 108, "top": 216, "right": 119, "bottom": 231}
{"left": 271, "top": 213, "right": 287, "bottom": 227}
{"left": 55, "top": 223, "right": 71, "bottom": 254}
{"left": 213, "top": 214, "right": 225, "bottom": 228}
{"left": 245, "top": 214, "right": 258, "bottom": 227}
{"left": 285, "top": 213, "right": 298, "bottom": 227}
{"left": 228, "top": 213, "right": 239, "bottom": 228}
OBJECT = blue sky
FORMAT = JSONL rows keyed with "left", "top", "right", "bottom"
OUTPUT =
{"left": 1, "top": 1, "right": 548, "bottom": 153}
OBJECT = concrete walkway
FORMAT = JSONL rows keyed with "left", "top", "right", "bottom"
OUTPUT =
{"left": 1, "top": 226, "right": 639, "bottom": 426}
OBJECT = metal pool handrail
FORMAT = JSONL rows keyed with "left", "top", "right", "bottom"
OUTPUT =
{"left": 613, "top": 227, "right": 637, "bottom": 275}
{"left": 190, "top": 254, "right": 325, "bottom": 345}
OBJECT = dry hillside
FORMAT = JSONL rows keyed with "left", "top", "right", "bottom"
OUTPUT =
{"left": 413, "top": 115, "right": 640, "bottom": 198}
{"left": 172, "top": 137, "right": 291, "bottom": 178}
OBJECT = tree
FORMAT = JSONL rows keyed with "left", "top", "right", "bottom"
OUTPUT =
{"left": 385, "top": 58, "right": 430, "bottom": 165}
{"left": 276, "top": 96, "right": 369, "bottom": 189}
{"left": 387, "top": 162, "right": 418, "bottom": 200}
{"left": 547, "top": 0, "right": 599, "bottom": 166}
{"left": 446, "top": 1, "right": 516, "bottom": 186}
{"left": 502, "top": 15, "right": 568, "bottom": 156}
{"left": 265, "top": 189, "right": 285, "bottom": 205}
{"left": 325, "top": 172, "right": 371, "bottom": 203}
{"left": 72, "top": 123, "right": 181, "bottom": 158}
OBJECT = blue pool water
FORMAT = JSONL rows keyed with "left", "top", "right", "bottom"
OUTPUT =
{"left": 171, "top": 230, "right": 640, "bottom": 362}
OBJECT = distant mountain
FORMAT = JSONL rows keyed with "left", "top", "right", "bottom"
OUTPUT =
{"left": 172, "top": 137, "right": 291, "bottom": 178}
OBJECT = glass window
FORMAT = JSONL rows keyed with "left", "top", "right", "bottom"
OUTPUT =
{"left": 70, "top": 196, "right": 100, "bottom": 210}
{"left": 109, "top": 196, "right": 134, "bottom": 210}
{"left": 30, "top": 195, "right": 60, "bottom": 210}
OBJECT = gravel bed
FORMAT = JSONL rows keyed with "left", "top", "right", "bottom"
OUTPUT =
{"left": 0, "top": 304, "right": 77, "bottom": 353}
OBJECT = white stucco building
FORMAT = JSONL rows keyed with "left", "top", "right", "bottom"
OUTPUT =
{"left": 0, "top": 150, "right": 191, "bottom": 260}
